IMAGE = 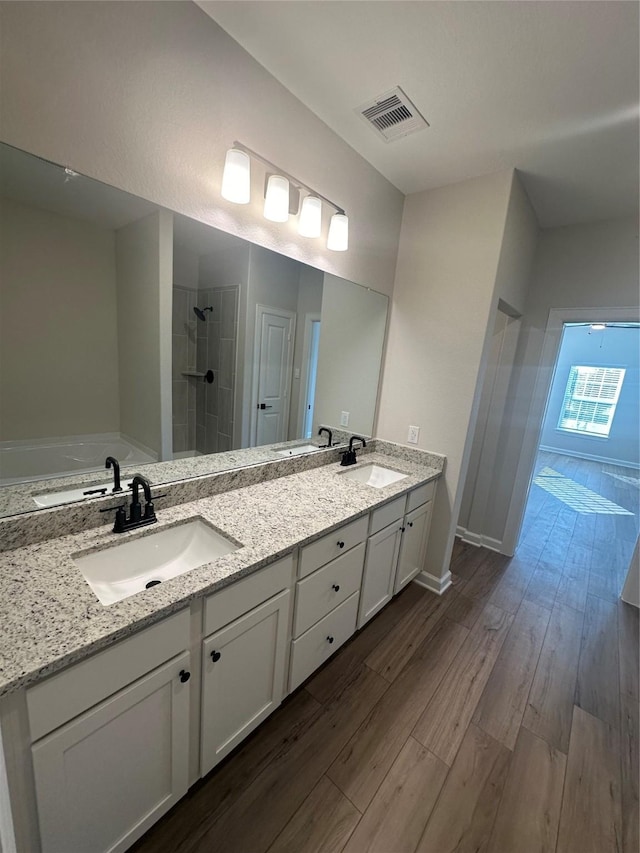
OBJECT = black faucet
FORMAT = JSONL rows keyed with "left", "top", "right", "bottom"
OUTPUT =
{"left": 105, "top": 456, "right": 122, "bottom": 493}
{"left": 318, "top": 427, "right": 333, "bottom": 448}
{"left": 340, "top": 435, "right": 367, "bottom": 467}
{"left": 101, "top": 473, "right": 164, "bottom": 533}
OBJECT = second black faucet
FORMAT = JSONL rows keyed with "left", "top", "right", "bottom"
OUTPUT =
{"left": 340, "top": 435, "right": 367, "bottom": 467}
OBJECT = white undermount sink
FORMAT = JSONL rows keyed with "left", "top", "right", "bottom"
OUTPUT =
{"left": 275, "top": 444, "right": 320, "bottom": 457}
{"left": 74, "top": 519, "right": 240, "bottom": 606}
{"left": 343, "top": 463, "right": 408, "bottom": 489}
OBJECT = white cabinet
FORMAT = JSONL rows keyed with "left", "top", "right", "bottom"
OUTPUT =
{"left": 201, "top": 589, "right": 290, "bottom": 776}
{"left": 395, "top": 500, "right": 433, "bottom": 593}
{"left": 358, "top": 520, "right": 404, "bottom": 628}
{"left": 31, "top": 651, "right": 191, "bottom": 853}
{"left": 289, "top": 592, "right": 360, "bottom": 691}
{"left": 293, "top": 542, "right": 365, "bottom": 638}
{"left": 358, "top": 480, "right": 437, "bottom": 627}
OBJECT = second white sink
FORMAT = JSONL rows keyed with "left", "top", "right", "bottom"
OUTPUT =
{"left": 74, "top": 519, "right": 240, "bottom": 606}
{"left": 275, "top": 444, "right": 319, "bottom": 457}
{"left": 343, "top": 463, "right": 408, "bottom": 489}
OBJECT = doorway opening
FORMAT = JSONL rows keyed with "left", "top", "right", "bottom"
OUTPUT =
{"left": 517, "top": 321, "right": 639, "bottom": 596}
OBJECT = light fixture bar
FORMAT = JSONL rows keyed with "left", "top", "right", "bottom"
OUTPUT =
{"left": 232, "top": 141, "right": 345, "bottom": 215}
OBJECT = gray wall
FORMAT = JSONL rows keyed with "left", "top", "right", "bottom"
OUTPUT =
{"left": 116, "top": 209, "right": 173, "bottom": 459}
{"left": 540, "top": 324, "right": 639, "bottom": 466}
{"left": 0, "top": 0, "right": 403, "bottom": 297}
{"left": 377, "top": 170, "right": 538, "bottom": 580}
{"left": 0, "top": 196, "right": 120, "bottom": 441}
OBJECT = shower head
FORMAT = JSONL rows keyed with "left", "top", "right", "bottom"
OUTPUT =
{"left": 193, "top": 306, "right": 213, "bottom": 321}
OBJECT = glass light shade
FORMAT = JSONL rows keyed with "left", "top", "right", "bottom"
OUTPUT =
{"left": 298, "top": 195, "right": 322, "bottom": 238}
{"left": 221, "top": 149, "right": 251, "bottom": 204}
{"left": 327, "top": 213, "right": 349, "bottom": 251}
{"left": 263, "top": 174, "right": 290, "bottom": 222}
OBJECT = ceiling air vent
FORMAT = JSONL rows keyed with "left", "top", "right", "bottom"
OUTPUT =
{"left": 357, "top": 86, "right": 429, "bottom": 143}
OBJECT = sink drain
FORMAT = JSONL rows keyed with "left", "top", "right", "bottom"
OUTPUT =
{"left": 145, "top": 579, "right": 162, "bottom": 589}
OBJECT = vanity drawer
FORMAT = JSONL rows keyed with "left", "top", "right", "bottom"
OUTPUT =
{"left": 289, "top": 592, "right": 359, "bottom": 692}
{"left": 299, "top": 516, "right": 368, "bottom": 579}
{"left": 204, "top": 555, "right": 293, "bottom": 635}
{"left": 27, "top": 608, "right": 190, "bottom": 742}
{"left": 406, "top": 480, "right": 436, "bottom": 513}
{"left": 293, "top": 543, "right": 365, "bottom": 638}
{"left": 370, "top": 495, "right": 407, "bottom": 536}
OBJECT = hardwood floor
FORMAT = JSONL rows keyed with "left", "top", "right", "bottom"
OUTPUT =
{"left": 132, "top": 452, "right": 639, "bottom": 853}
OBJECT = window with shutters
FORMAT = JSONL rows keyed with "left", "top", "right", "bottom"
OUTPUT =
{"left": 557, "top": 365, "right": 626, "bottom": 438}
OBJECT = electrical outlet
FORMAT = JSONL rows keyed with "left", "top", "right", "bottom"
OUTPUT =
{"left": 340, "top": 411, "right": 350, "bottom": 427}
{"left": 407, "top": 425, "right": 420, "bottom": 444}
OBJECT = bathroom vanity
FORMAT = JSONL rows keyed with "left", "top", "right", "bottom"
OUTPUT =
{"left": 0, "top": 443, "right": 443, "bottom": 853}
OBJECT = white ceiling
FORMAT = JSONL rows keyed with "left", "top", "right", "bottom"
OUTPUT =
{"left": 199, "top": 0, "right": 639, "bottom": 228}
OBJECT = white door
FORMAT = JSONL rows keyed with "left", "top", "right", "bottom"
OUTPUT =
{"left": 254, "top": 306, "right": 295, "bottom": 446}
{"left": 31, "top": 652, "right": 191, "bottom": 853}
{"left": 358, "top": 522, "right": 403, "bottom": 628}
{"left": 395, "top": 501, "right": 433, "bottom": 593}
{"left": 299, "top": 315, "right": 321, "bottom": 439}
{"left": 201, "top": 589, "right": 290, "bottom": 776}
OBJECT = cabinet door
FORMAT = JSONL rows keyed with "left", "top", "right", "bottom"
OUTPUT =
{"left": 395, "top": 501, "right": 433, "bottom": 593}
{"left": 32, "top": 651, "right": 191, "bottom": 853}
{"left": 358, "top": 522, "right": 402, "bottom": 628}
{"left": 201, "top": 589, "right": 290, "bottom": 776}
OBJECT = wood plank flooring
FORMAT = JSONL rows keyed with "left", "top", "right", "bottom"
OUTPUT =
{"left": 132, "top": 452, "right": 639, "bottom": 853}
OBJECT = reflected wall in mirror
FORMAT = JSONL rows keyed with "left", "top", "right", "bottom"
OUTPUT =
{"left": 0, "top": 143, "right": 389, "bottom": 518}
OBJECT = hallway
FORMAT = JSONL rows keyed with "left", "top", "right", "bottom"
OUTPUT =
{"left": 133, "top": 451, "right": 639, "bottom": 853}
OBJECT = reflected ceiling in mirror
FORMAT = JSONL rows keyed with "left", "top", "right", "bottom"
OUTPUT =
{"left": 0, "top": 143, "right": 388, "bottom": 518}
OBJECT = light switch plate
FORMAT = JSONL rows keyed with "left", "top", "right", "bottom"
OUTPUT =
{"left": 408, "top": 425, "right": 420, "bottom": 444}
{"left": 340, "top": 411, "right": 350, "bottom": 427}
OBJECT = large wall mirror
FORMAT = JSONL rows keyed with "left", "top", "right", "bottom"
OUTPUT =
{"left": 0, "top": 143, "right": 389, "bottom": 518}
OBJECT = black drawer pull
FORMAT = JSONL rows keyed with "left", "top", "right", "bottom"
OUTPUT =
{"left": 327, "top": 635, "right": 334, "bottom": 644}
{"left": 337, "top": 541, "right": 345, "bottom": 549}
{"left": 408, "top": 521, "right": 414, "bottom": 527}
{"left": 400, "top": 526, "right": 406, "bottom": 533}
{"left": 179, "top": 670, "right": 191, "bottom": 683}
{"left": 211, "top": 650, "right": 221, "bottom": 662}
{"left": 332, "top": 584, "right": 340, "bottom": 592}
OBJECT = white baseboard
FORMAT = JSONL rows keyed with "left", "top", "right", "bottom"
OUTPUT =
{"left": 414, "top": 570, "right": 452, "bottom": 596}
{"left": 455, "top": 525, "right": 504, "bottom": 553}
{"left": 538, "top": 445, "right": 640, "bottom": 471}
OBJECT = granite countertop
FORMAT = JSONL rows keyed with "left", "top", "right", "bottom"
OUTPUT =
{"left": 0, "top": 450, "right": 442, "bottom": 698}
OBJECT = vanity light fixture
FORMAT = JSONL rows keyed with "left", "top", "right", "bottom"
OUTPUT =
{"left": 298, "top": 195, "right": 322, "bottom": 238}
{"left": 263, "top": 174, "right": 290, "bottom": 222}
{"left": 327, "top": 212, "right": 349, "bottom": 252}
{"left": 221, "top": 148, "right": 251, "bottom": 204}
{"left": 221, "top": 141, "right": 349, "bottom": 251}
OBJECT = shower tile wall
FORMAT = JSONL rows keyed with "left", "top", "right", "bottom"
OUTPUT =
{"left": 196, "top": 286, "right": 238, "bottom": 454}
{"left": 172, "top": 285, "right": 197, "bottom": 454}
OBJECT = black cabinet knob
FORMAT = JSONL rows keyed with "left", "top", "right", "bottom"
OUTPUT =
{"left": 332, "top": 584, "right": 340, "bottom": 592}
{"left": 408, "top": 521, "right": 414, "bottom": 528}
{"left": 337, "top": 541, "right": 345, "bottom": 549}
{"left": 211, "top": 650, "right": 221, "bottom": 662}
{"left": 400, "top": 526, "right": 406, "bottom": 533}
{"left": 179, "top": 670, "right": 191, "bottom": 683}
{"left": 327, "top": 635, "right": 334, "bottom": 644}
